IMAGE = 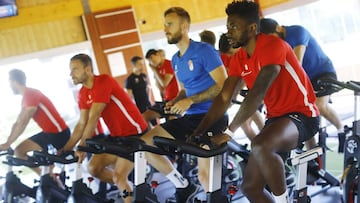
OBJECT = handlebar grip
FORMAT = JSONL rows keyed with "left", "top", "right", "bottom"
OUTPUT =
{"left": 3, "top": 156, "right": 39, "bottom": 168}
{"left": 32, "top": 150, "right": 78, "bottom": 164}
{"left": 0, "top": 148, "right": 14, "bottom": 156}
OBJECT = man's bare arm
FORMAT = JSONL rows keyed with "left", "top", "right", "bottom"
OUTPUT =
{"left": 62, "top": 109, "right": 89, "bottom": 151}
{"left": 229, "top": 64, "right": 280, "bottom": 132}
{"left": 78, "top": 103, "right": 106, "bottom": 146}
{"left": 293, "top": 45, "right": 306, "bottom": 64}
{"left": 169, "top": 66, "right": 227, "bottom": 114}
{"left": 194, "top": 76, "right": 241, "bottom": 135}
{"left": 2, "top": 107, "right": 36, "bottom": 148}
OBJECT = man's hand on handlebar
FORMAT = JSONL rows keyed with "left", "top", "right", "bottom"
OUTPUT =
{"left": 0, "top": 143, "right": 11, "bottom": 152}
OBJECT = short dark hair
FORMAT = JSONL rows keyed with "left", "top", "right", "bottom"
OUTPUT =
{"left": 9, "top": 69, "right": 26, "bottom": 85}
{"left": 218, "top": 33, "right": 231, "bottom": 54}
{"left": 199, "top": 30, "right": 216, "bottom": 47}
{"left": 145, "top": 49, "right": 158, "bottom": 59}
{"left": 164, "top": 7, "right": 191, "bottom": 24}
{"left": 260, "top": 18, "right": 279, "bottom": 34}
{"left": 226, "top": 1, "right": 260, "bottom": 29}
{"left": 70, "top": 53, "right": 93, "bottom": 72}
{"left": 131, "top": 56, "right": 143, "bottom": 66}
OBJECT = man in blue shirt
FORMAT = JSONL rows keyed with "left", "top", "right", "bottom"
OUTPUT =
{"left": 140, "top": 6, "right": 228, "bottom": 203}
{"left": 260, "top": 18, "right": 345, "bottom": 152}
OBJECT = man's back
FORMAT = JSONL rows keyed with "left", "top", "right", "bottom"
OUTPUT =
{"left": 285, "top": 25, "right": 335, "bottom": 79}
{"left": 22, "top": 87, "right": 67, "bottom": 133}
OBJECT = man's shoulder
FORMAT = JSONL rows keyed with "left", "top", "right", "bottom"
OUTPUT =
{"left": 24, "top": 87, "right": 43, "bottom": 97}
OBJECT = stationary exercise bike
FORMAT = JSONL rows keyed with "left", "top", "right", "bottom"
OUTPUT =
{"left": 1, "top": 148, "right": 37, "bottom": 203}
{"left": 30, "top": 149, "right": 115, "bottom": 203}
{"left": 319, "top": 78, "right": 360, "bottom": 203}
{"left": 78, "top": 136, "right": 166, "bottom": 203}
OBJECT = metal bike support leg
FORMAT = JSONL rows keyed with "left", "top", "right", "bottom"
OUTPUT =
{"left": 207, "top": 154, "right": 229, "bottom": 203}
{"left": 291, "top": 147, "right": 323, "bottom": 203}
{"left": 133, "top": 151, "right": 159, "bottom": 203}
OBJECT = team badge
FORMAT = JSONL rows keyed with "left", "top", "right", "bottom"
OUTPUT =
{"left": 188, "top": 60, "right": 194, "bottom": 71}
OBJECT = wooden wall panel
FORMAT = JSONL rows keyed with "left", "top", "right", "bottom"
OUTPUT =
{"left": 0, "top": 17, "right": 86, "bottom": 58}
{"left": 109, "top": 46, "right": 144, "bottom": 87}
{"left": 0, "top": 0, "right": 295, "bottom": 59}
{"left": 84, "top": 7, "right": 148, "bottom": 88}
{"left": 100, "top": 32, "right": 140, "bottom": 50}
{"left": 135, "top": 0, "right": 233, "bottom": 33}
{"left": 95, "top": 10, "right": 136, "bottom": 35}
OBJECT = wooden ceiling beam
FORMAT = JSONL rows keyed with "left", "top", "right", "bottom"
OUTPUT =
{"left": 0, "top": 0, "right": 83, "bottom": 30}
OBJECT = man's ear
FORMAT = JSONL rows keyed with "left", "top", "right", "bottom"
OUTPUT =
{"left": 249, "top": 22, "right": 257, "bottom": 33}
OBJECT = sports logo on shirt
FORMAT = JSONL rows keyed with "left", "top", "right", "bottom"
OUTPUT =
{"left": 188, "top": 60, "right": 194, "bottom": 71}
{"left": 174, "top": 65, "right": 178, "bottom": 74}
{"left": 241, "top": 64, "right": 252, "bottom": 77}
{"left": 86, "top": 94, "right": 93, "bottom": 105}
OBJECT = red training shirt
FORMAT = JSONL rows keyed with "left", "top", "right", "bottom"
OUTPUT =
{"left": 78, "top": 75, "right": 147, "bottom": 136}
{"left": 22, "top": 87, "right": 68, "bottom": 133}
{"left": 228, "top": 34, "right": 319, "bottom": 118}
{"left": 158, "top": 59, "right": 179, "bottom": 101}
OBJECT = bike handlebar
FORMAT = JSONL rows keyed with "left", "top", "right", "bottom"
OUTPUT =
{"left": 318, "top": 78, "right": 360, "bottom": 93}
{"left": 3, "top": 156, "right": 39, "bottom": 168}
{"left": 32, "top": 150, "right": 78, "bottom": 164}
{"left": 0, "top": 148, "right": 14, "bottom": 156}
{"left": 152, "top": 136, "right": 228, "bottom": 158}
{"left": 77, "top": 136, "right": 170, "bottom": 161}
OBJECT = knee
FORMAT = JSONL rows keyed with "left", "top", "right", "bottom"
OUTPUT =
{"left": 241, "top": 181, "right": 257, "bottom": 199}
{"left": 87, "top": 163, "right": 102, "bottom": 178}
{"left": 14, "top": 147, "right": 27, "bottom": 159}
{"left": 251, "top": 141, "right": 269, "bottom": 159}
{"left": 113, "top": 171, "right": 129, "bottom": 188}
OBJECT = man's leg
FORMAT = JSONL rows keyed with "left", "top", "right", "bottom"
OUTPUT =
{"left": 242, "top": 118, "right": 299, "bottom": 202}
{"left": 15, "top": 139, "right": 43, "bottom": 175}
{"left": 197, "top": 134, "right": 232, "bottom": 193}
{"left": 240, "top": 118, "right": 257, "bottom": 140}
{"left": 141, "top": 125, "right": 179, "bottom": 175}
{"left": 316, "top": 95, "right": 342, "bottom": 130}
{"left": 141, "top": 125, "right": 200, "bottom": 202}
{"left": 87, "top": 153, "right": 117, "bottom": 183}
{"left": 316, "top": 95, "right": 345, "bottom": 152}
{"left": 113, "top": 157, "right": 134, "bottom": 203}
{"left": 241, "top": 153, "right": 273, "bottom": 202}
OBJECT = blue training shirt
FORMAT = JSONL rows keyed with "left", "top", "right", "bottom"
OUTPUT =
{"left": 171, "top": 40, "right": 223, "bottom": 115}
{"left": 285, "top": 25, "right": 335, "bottom": 79}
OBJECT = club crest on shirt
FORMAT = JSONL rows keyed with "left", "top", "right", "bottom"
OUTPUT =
{"left": 86, "top": 94, "right": 93, "bottom": 105}
{"left": 174, "top": 65, "right": 178, "bottom": 74}
{"left": 188, "top": 60, "right": 194, "bottom": 71}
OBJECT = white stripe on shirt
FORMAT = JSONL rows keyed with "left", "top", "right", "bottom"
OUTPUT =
{"left": 38, "top": 103, "right": 62, "bottom": 132}
{"left": 111, "top": 95, "right": 142, "bottom": 134}
{"left": 284, "top": 61, "right": 318, "bottom": 117}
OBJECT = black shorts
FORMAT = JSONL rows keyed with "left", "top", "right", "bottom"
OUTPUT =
{"left": 29, "top": 128, "right": 71, "bottom": 150}
{"left": 311, "top": 72, "right": 338, "bottom": 97}
{"left": 265, "top": 113, "right": 319, "bottom": 147}
{"left": 160, "top": 113, "right": 229, "bottom": 141}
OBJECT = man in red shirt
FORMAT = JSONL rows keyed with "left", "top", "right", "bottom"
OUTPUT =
{"left": 0, "top": 69, "right": 70, "bottom": 175}
{"left": 63, "top": 53, "right": 148, "bottom": 203}
{"left": 143, "top": 49, "right": 180, "bottom": 123}
{"left": 193, "top": 1, "right": 320, "bottom": 202}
